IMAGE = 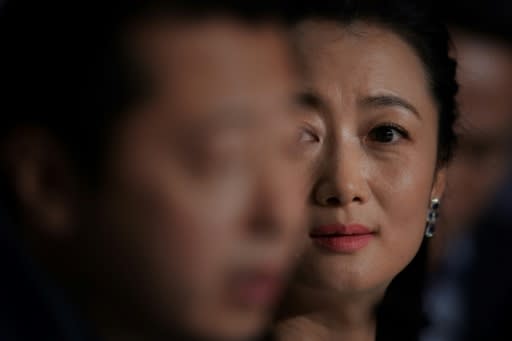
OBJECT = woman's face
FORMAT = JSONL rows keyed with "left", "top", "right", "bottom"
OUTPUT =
{"left": 293, "top": 20, "right": 446, "bottom": 295}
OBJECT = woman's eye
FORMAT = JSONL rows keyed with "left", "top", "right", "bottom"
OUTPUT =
{"left": 298, "top": 127, "right": 320, "bottom": 143}
{"left": 368, "top": 124, "right": 408, "bottom": 144}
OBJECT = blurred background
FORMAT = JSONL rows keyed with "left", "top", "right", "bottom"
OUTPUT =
{"left": 424, "top": 0, "right": 512, "bottom": 340}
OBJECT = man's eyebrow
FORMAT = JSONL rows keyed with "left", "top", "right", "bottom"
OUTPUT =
{"left": 178, "top": 109, "right": 256, "bottom": 137}
{"left": 360, "top": 95, "right": 421, "bottom": 119}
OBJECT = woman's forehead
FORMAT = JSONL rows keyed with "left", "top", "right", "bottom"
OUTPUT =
{"left": 295, "top": 20, "right": 437, "bottom": 121}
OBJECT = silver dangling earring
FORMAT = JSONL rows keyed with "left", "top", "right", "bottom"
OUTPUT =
{"left": 425, "top": 198, "right": 440, "bottom": 238}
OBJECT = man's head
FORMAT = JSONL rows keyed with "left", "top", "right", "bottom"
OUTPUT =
{"left": 0, "top": 2, "right": 309, "bottom": 340}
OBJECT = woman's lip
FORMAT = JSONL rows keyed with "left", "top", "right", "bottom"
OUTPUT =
{"left": 310, "top": 223, "right": 373, "bottom": 237}
{"left": 311, "top": 234, "right": 374, "bottom": 253}
{"left": 310, "top": 224, "right": 375, "bottom": 253}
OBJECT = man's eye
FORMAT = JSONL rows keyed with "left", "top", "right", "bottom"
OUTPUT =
{"left": 368, "top": 124, "right": 408, "bottom": 144}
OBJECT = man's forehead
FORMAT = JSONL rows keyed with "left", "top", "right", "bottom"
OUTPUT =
{"left": 132, "top": 18, "right": 294, "bottom": 97}
{"left": 132, "top": 16, "right": 288, "bottom": 63}
{"left": 123, "top": 15, "right": 300, "bottom": 143}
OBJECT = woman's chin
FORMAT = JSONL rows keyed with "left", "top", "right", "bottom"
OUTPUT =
{"left": 296, "top": 254, "right": 391, "bottom": 297}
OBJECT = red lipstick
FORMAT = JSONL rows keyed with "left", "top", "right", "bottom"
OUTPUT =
{"left": 310, "top": 224, "right": 375, "bottom": 253}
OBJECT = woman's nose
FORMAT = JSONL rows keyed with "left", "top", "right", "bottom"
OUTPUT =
{"left": 312, "top": 142, "right": 370, "bottom": 207}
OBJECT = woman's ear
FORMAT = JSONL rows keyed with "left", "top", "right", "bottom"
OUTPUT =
{"left": 2, "top": 127, "right": 79, "bottom": 239}
{"left": 431, "top": 166, "right": 447, "bottom": 200}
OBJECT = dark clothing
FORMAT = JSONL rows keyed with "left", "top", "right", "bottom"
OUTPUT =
{"left": 0, "top": 209, "right": 95, "bottom": 341}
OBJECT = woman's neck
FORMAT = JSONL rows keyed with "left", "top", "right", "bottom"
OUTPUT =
{"left": 275, "top": 284, "right": 385, "bottom": 341}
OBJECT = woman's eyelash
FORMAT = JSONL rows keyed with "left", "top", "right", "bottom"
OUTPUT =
{"left": 377, "top": 123, "right": 409, "bottom": 138}
{"left": 299, "top": 125, "right": 320, "bottom": 142}
{"left": 366, "top": 122, "right": 411, "bottom": 145}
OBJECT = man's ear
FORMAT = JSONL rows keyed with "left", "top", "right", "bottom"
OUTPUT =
{"left": 2, "top": 127, "right": 78, "bottom": 239}
{"left": 431, "top": 166, "right": 447, "bottom": 201}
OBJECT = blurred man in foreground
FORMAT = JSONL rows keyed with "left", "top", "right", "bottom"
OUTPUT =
{"left": 0, "top": 1, "right": 311, "bottom": 340}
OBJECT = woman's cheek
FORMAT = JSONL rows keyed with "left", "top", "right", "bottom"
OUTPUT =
{"left": 369, "top": 154, "right": 433, "bottom": 241}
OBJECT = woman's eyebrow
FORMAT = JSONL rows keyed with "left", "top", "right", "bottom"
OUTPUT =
{"left": 294, "top": 90, "right": 330, "bottom": 126}
{"left": 296, "top": 88, "right": 325, "bottom": 111}
{"left": 360, "top": 95, "right": 421, "bottom": 120}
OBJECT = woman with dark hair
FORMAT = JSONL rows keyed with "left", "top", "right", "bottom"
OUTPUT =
{"left": 274, "top": 1, "right": 458, "bottom": 340}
